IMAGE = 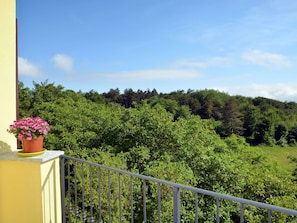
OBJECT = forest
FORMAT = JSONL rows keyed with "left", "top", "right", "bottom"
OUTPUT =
{"left": 18, "top": 81, "right": 297, "bottom": 222}
{"left": 85, "top": 87, "right": 297, "bottom": 146}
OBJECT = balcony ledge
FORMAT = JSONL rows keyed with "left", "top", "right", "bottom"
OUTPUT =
{"left": 0, "top": 150, "right": 64, "bottom": 162}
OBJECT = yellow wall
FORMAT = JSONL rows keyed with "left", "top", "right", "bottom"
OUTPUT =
{"left": 0, "top": 0, "right": 17, "bottom": 152}
{"left": 0, "top": 161, "right": 43, "bottom": 223}
{"left": 0, "top": 156, "right": 62, "bottom": 223}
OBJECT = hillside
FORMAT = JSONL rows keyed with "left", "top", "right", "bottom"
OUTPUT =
{"left": 83, "top": 87, "right": 297, "bottom": 147}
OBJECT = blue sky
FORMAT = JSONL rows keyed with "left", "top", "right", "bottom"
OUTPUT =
{"left": 17, "top": 0, "right": 297, "bottom": 102}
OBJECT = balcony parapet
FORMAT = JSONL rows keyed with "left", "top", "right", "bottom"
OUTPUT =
{"left": 0, "top": 150, "right": 64, "bottom": 223}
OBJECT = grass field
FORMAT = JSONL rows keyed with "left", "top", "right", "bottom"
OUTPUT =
{"left": 253, "top": 146, "right": 297, "bottom": 173}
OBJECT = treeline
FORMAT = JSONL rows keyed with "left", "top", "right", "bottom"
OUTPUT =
{"left": 83, "top": 87, "right": 297, "bottom": 146}
{"left": 18, "top": 81, "right": 297, "bottom": 222}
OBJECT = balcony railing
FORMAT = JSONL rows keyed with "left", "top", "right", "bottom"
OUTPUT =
{"left": 60, "top": 155, "right": 297, "bottom": 223}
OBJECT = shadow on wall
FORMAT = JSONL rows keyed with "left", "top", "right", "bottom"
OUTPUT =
{"left": 42, "top": 159, "right": 61, "bottom": 223}
{"left": 0, "top": 140, "right": 12, "bottom": 153}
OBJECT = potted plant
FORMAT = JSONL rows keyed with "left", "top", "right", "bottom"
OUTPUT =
{"left": 7, "top": 117, "right": 50, "bottom": 153}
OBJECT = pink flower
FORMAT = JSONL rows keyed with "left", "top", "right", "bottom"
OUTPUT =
{"left": 7, "top": 117, "right": 50, "bottom": 140}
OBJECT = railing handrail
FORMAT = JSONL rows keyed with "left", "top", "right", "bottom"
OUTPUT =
{"left": 61, "top": 155, "right": 297, "bottom": 217}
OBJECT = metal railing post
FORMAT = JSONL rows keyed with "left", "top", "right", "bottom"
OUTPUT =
{"left": 216, "top": 197, "right": 220, "bottom": 223}
{"left": 240, "top": 203, "right": 244, "bottom": 223}
{"left": 173, "top": 187, "right": 181, "bottom": 223}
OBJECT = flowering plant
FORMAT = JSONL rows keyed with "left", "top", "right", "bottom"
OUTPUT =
{"left": 7, "top": 117, "right": 50, "bottom": 140}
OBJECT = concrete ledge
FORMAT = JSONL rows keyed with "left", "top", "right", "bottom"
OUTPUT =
{"left": 0, "top": 150, "right": 64, "bottom": 162}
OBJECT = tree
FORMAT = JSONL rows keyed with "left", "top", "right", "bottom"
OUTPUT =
{"left": 287, "top": 126, "right": 297, "bottom": 145}
{"left": 103, "top": 88, "right": 121, "bottom": 103}
{"left": 18, "top": 81, "right": 33, "bottom": 117}
{"left": 217, "top": 98, "right": 244, "bottom": 137}
{"left": 84, "top": 89, "right": 107, "bottom": 104}
{"left": 243, "top": 105, "right": 259, "bottom": 139}
{"left": 31, "top": 81, "right": 65, "bottom": 106}
{"left": 200, "top": 94, "right": 215, "bottom": 119}
{"left": 275, "top": 123, "right": 288, "bottom": 146}
{"left": 122, "top": 88, "right": 135, "bottom": 108}
{"left": 254, "top": 110, "right": 277, "bottom": 145}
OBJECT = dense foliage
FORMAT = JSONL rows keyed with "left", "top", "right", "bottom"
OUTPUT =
{"left": 85, "top": 87, "right": 297, "bottom": 146}
{"left": 19, "top": 81, "right": 297, "bottom": 222}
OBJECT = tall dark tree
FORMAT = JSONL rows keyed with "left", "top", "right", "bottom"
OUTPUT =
{"left": 287, "top": 126, "right": 297, "bottom": 145}
{"left": 243, "top": 105, "right": 259, "bottom": 138}
{"left": 218, "top": 98, "right": 244, "bottom": 137}
{"left": 274, "top": 123, "right": 288, "bottom": 142}
{"left": 103, "top": 88, "right": 121, "bottom": 103}
{"left": 254, "top": 111, "right": 277, "bottom": 145}
{"left": 200, "top": 94, "right": 215, "bottom": 119}
{"left": 122, "top": 88, "right": 135, "bottom": 108}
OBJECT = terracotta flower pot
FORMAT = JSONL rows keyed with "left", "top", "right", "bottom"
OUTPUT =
{"left": 22, "top": 136, "right": 44, "bottom": 153}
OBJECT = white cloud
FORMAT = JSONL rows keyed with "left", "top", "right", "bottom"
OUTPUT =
{"left": 52, "top": 54, "right": 73, "bottom": 72}
{"left": 18, "top": 57, "right": 43, "bottom": 77}
{"left": 175, "top": 57, "right": 232, "bottom": 69}
{"left": 223, "top": 83, "right": 297, "bottom": 102}
{"left": 241, "top": 50, "right": 291, "bottom": 68}
{"left": 105, "top": 69, "right": 204, "bottom": 81}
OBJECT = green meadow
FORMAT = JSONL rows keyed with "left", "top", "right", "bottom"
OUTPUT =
{"left": 254, "top": 146, "right": 297, "bottom": 173}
